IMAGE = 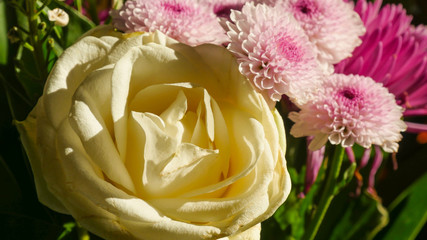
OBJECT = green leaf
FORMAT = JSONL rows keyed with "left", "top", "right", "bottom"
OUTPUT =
{"left": 0, "top": 0, "right": 8, "bottom": 65}
{"left": 316, "top": 190, "right": 388, "bottom": 240}
{"left": 337, "top": 162, "right": 356, "bottom": 190}
{"left": 51, "top": 37, "right": 64, "bottom": 60}
{"left": 86, "top": 0, "right": 100, "bottom": 25}
{"left": 57, "top": 221, "right": 76, "bottom": 240}
{"left": 271, "top": 167, "right": 305, "bottom": 239}
{"left": 14, "top": 44, "right": 45, "bottom": 101}
{"left": 376, "top": 172, "right": 427, "bottom": 240}
{"left": 261, "top": 217, "right": 287, "bottom": 240}
{"left": 270, "top": 163, "right": 328, "bottom": 240}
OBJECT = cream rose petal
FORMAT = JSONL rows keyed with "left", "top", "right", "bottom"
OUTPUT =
{"left": 220, "top": 223, "right": 261, "bottom": 240}
{"left": 18, "top": 26, "right": 291, "bottom": 240}
{"left": 16, "top": 105, "right": 68, "bottom": 214}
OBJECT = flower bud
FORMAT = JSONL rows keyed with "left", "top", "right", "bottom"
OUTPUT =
{"left": 48, "top": 8, "right": 69, "bottom": 27}
{"left": 38, "top": 22, "right": 47, "bottom": 31}
{"left": 7, "top": 26, "right": 20, "bottom": 43}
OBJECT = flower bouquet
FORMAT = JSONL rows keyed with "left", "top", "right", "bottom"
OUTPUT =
{"left": 0, "top": 0, "right": 426, "bottom": 239}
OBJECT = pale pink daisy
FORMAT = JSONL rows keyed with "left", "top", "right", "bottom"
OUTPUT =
{"left": 278, "top": 0, "right": 365, "bottom": 73}
{"left": 289, "top": 74, "right": 406, "bottom": 152}
{"left": 223, "top": 2, "right": 322, "bottom": 103}
{"left": 332, "top": 0, "right": 427, "bottom": 197}
{"left": 111, "top": 0, "right": 228, "bottom": 46}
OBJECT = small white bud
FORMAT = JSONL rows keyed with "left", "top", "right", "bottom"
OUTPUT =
{"left": 48, "top": 8, "right": 69, "bottom": 27}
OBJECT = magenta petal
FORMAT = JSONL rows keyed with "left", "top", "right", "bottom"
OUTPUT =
{"left": 362, "top": 41, "right": 383, "bottom": 76}
{"left": 359, "top": 147, "right": 372, "bottom": 169}
{"left": 368, "top": 145, "right": 383, "bottom": 192}
{"left": 335, "top": 0, "right": 427, "bottom": 119}
{"left": 403, "top": 108, "right": 427, "bottom": 117}
{"left": 345, "top": 147, "right": 356, "bottom": 163}
{"left": 303, "top": 138, "right": 325, "bottom": 194}
{"left": 405, "top": 122, "right": 427, "bottom": 133}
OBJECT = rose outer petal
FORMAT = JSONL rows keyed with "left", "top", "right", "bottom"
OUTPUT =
{"left": 18, "top": 26, "right": 291, "bottom": 240}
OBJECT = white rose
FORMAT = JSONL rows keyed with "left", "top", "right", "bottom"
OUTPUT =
{"left": 17, "top": 25, "right": 291, "bottom": 240}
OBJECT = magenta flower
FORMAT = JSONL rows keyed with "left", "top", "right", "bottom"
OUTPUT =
{"left": 300, "top": 137, "right": 325, "bottom": 197}
{"left": 199, "top": 0, "right": 251, "bottom": 19}
{"left": 335, "top": 0, "right": 427, "bottom": 132}
{"left": 65, "top": 0, "right": 113, "bottom": 24}
{"left": 223, "top": 2, "right": 322, "bottom": 103}
{"left": 111, "top": 0, "right": 228, "bottom": 46}
{"left": 278, "top": 0, "right": 366, "bottom": 73}
{"left": 289, "top": 74, "right": 406, "bottom": 152}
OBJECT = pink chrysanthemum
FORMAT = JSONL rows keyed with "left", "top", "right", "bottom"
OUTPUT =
{"left": 277, "top": 0, "right": 365, "bottom": 73}
{"left": 111, "top": 0, "right": 228, "bottom": 46}
{"left": 289, "top": 74, "right": 406, "bottom": 152}
{"left": 335, "top": 0, "right": 427, "bottom": 132}
{"left": 223, "top": 2, "right": 322, "bottom": 103}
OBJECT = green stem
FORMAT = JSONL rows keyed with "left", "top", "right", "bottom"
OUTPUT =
{"left": 302, "top": 146, "right": 345, "bottom": 240}
{"left": 27, "top": 0, "right": 48, "bottom": 82}
{"left": 36, "top": 0, "right": 52, "bottom": 16}
{"left": 75, "top": 0, "right": 83, "bottom": 14}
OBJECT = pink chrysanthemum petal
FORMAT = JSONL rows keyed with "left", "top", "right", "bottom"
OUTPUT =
{"left": 223, "top": 2, "right": 322, "bottom": 103}
{"left": 289, "top": 74, "right": 406, "bottom": 152}
{"left": 335, "top": 0, "right": 427, "bottom": 122}
{"left": 111, "top": 0, "right": 228, "bottom": 46}
{"left": 276, "top": 0, "right": 366, "bottom": 73}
